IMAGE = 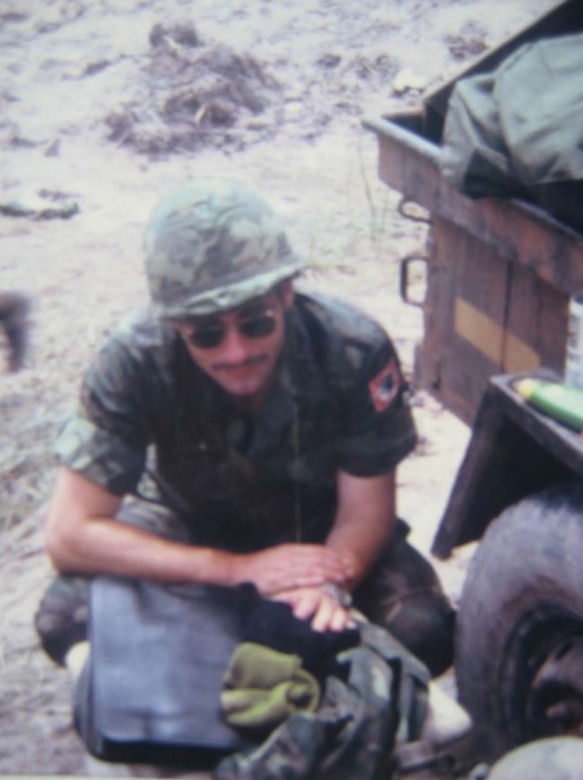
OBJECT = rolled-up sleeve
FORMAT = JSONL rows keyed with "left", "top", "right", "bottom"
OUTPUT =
{"left": 56, "top": 417, "right": 146, "bottom": 495}
{"left": 335, "top": 339, "right": 417, "bottom": 477}
{"left": 56, "top": 333, "right": 150, "bottom": 495}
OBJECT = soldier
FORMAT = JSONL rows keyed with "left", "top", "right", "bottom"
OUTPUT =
{"left": 0, "top": 291, "right": 29, "bottom": 371}
{"left": 36, "top": 178, "right": 454, "bottom": 678}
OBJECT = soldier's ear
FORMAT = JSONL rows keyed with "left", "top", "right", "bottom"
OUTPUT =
{"left": 280, "top": 281, "right": 295, "bottom": 310}
{"left": 170, "top": 321, "right": 189, "bottom": 337}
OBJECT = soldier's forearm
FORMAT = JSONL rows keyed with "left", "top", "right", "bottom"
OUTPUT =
{"left": 326, "top": 469, "right": 397, "bottom": 588}
{"left": 326, "top": 515, "right": 392, "bottom": 589}
{"left": 47, "top": 515, "right": 235, "bottom": 586}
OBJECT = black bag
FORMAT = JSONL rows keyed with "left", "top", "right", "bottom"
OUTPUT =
{"left": 74, "top": 577, "right": 257, "bottom": 767}
{"left": 73, "top": 577, "right": 429, "bottom": 777}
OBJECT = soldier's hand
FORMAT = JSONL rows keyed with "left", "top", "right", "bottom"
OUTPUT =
{"left": 233, "top": 544, "right": 353, "bottom": 596}
{"left": 272, "top": 585, "right": 354, "bottom": 632}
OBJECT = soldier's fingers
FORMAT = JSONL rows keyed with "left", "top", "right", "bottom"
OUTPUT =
{"left": 328, "top": 604, "right": 354, "bottom": 632}
{"left": 289, "top": 590, "right": 321, "bottom": 622}
{"left": 311, "top": 597, "right": 351, "bottom": 633}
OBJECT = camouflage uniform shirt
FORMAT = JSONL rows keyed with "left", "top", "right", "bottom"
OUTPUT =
{"left": 57, "top": 291, "right": 417, "bottom": 551}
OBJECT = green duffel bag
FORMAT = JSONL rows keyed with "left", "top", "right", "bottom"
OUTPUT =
{"left": 441, "top": 32, "right": 583, "bottom": 233}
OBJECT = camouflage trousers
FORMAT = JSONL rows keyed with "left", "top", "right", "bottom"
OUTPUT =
{"left": 35, "top": 499, "right": 454, "bottom": 677}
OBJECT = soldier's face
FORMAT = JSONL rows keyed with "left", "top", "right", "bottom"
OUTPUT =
{"left": 173, "top": 284, "right": 294, "bottom": 410}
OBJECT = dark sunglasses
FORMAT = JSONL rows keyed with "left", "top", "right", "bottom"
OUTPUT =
{"left": 183, "top": 310, "right": 277, "bottom": 349}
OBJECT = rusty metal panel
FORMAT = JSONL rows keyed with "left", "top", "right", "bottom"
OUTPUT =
{"left": 365, "top": 114, "right": 583, "bottom": 294}
{"left": 363, "top": 0, "right": 583, "bottom": 424}
{"left": 505, "top": 264, "right": 568, "bottom": 374}
{"left": 363, "top": 112, "right": 583, "bottom": 424}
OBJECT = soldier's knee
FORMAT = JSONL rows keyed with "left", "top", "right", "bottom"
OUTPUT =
{"left": 34, "top": 575, "right": 90, "bottom": 666}
{"left": 354, "top": 530, "right": 456, "bottom": 676}
{"left": 380, "top": 591, "right": 455, "bottom": 678}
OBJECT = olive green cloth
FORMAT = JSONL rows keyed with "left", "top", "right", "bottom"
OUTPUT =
{"left": 215, "top": 622, "right": 430, "bottom": 780}
{"left": 221, "top": 642, "right": 320, "bottom": 730}
{"left": 441, "top": 33, "right": 583, "bottom": 233}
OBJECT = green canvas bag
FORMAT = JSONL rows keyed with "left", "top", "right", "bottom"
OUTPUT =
{"left": 441, "top": 33, "right": 583, "bottom": 233}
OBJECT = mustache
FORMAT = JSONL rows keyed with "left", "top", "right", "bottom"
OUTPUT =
{"left": 212, "top": 354, "right": 268, "bottom": 371}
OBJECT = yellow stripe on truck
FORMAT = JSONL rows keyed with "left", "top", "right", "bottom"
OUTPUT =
{"left": 454, "top": 297, "right": 540, "bottom": 372}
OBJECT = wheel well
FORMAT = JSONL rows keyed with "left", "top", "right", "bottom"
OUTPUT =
{"left": 433, "top": 390, "right": 580, "bottom": 559}
{"left": 456, "top": 416, "right": 576, "bottom": 546}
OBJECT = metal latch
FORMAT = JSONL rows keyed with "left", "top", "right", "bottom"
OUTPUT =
{"left": 400, "top": 253, "right": 428, "bottom": 308}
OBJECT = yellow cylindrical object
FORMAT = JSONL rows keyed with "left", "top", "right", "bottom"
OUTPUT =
{"left": 514, "top": 378, "right": 583, "bottom": 431}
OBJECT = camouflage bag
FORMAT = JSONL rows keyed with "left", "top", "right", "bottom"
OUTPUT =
{"left": 214, "top": 622, "right": 429, "bottom": 780}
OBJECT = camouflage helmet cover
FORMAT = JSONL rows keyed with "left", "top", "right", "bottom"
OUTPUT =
{"left": 144, "top": 178, "right": 305, "bottom": 318}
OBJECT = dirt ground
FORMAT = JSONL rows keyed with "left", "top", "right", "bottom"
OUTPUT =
{"left": 0, "top": 0, "right": 558, "bottom": 774}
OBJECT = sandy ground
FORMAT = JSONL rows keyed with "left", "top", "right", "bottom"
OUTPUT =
{"left": 0, "top": 0, "right": 558, "bottom": 774}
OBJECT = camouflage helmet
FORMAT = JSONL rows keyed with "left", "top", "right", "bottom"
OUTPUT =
{"left": 144, "top": 178, "right": 305, "bottom": 318}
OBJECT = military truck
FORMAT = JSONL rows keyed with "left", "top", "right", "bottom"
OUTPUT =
{"left": 365, "top": 0, "right": 583, "bottom": 772}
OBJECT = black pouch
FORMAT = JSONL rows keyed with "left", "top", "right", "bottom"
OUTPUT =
{"left": 74, "top": 577, "right": 257, "bottom": 768}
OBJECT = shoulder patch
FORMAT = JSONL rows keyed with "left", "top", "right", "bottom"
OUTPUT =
{"left": 368, "top": 358, "right": 401, "bottom": 412}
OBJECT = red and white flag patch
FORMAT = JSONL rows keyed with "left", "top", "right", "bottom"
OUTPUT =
{"left": 368, "top": 358, "right": 401, "bottom": 412}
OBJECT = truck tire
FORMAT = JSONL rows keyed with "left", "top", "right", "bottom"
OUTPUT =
{"left": 455, "top": 483, "right": 583, "bottom": 762}
{"left": 486, "top": 737, "right": 583, "bottom": 780}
